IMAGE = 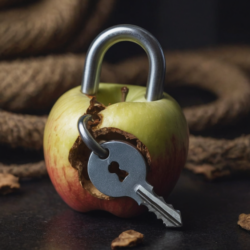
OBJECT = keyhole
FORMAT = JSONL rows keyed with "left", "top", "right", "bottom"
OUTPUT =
{"left": 108, "top": 161, "right": 128, "bottom": 182}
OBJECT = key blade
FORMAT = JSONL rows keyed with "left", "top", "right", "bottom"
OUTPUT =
{"left": 135, "top": 184, "right": 182, "bottom": 227}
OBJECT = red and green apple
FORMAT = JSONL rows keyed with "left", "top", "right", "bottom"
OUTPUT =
{"left": 44, "top": 83, "right": 189, "bottom": 217}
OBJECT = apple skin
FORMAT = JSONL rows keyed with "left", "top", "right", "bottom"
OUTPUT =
{"left": 44, "top": 83, "right": 189, "bottom": 218}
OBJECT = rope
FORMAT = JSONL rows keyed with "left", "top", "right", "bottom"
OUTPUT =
{"left": 0, "top": 0, "right": 115, "bottom": 58}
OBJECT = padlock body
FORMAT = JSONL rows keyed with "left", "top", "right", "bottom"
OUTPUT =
{"left": 44, "top": 83, "right": 189, "bottom": 217}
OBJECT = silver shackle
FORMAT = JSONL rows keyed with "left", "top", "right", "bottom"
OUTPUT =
{"left": 81, "top": 24, "right": 165, "bottom": 101}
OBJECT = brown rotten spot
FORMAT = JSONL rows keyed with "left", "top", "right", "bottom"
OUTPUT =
{"left": 68, "top": 97, "right": 151, "bottom": 200}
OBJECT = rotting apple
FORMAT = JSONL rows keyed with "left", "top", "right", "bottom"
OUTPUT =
{"left": 44, "top": 24, "right": 189, "bottom": 218}
{"left": 44, "top": 83, "right": 189, "bottom": 218}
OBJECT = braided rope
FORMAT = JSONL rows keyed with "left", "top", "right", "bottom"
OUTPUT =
{"left": 197, "top": 46, "right": 250, "bottom": 75}
{"left": 0, "top": 110, "right": 46, "bottom": 150}
{"left": 0, "top": 161, "right": 47, "bottom": 178}
{"left": 67, "top": 0, "right": 116, "bottom": 52}
{"left": 187, "top": 135, "right": 250, "bottom": 180}
{"left": 0, "top": 0, "right": 115, "bottom": 58}
{"left": 0, "top": 55, "right": 85, "bottom": 111}
{"left": 167, "top": 53, "right": 250, "bottom": 131}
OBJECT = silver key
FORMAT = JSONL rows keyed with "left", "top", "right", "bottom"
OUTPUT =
{"left": 87, "top": 140, "right": 182, "bottom": 227}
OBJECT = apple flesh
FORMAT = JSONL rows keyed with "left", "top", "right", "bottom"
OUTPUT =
{"left": 44, "top": 83, "right": 189, "bottom": 217}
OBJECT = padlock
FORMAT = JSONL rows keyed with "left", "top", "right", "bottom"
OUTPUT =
{"left": 44, "top": 24, "right": 189, "bottom": 218}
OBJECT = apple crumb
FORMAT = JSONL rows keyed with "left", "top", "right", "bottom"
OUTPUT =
{"left": 111, "top": 230, "right": 144, "bottom": 250}
{"left": 238, "top": 213, "right": 250, "bottom": 231}
{"left": 0, "top": 173, "right": 20, "bottom": 195}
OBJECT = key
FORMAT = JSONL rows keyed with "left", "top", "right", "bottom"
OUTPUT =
{"left": 87, "top": 140, "right": 182, "bottom": 227}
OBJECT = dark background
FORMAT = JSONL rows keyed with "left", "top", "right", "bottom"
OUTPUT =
{"left": 104, "top": 0, "right": 250, "bottom": 62}
{"left": 1, "top": 1, "right": 250, "bottom": 250}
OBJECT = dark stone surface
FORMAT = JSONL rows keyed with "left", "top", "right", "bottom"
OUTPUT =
{"left": 0, "top": 171, "right": 250, "bottom": 250}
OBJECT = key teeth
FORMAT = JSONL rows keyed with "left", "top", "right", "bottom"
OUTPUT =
{"left": 167, "top": 203, "right": 174, "bottom": 209}
{"left": 147, "top": 184, "right": 154, "bottom": 193}
{"left": 145, "top": 203, "right": 182, "bottom": 227}
{"left": 137, "top": 185, "right": 182, "bottom": 227}
{"left": 147, "top": 204, "right": 162, "bottom": 220}
{"left": 158, "top": 196, "right": 165, "bottom": 203}
{"left": 155, "top": 212, "right": 162, "bottom": 221}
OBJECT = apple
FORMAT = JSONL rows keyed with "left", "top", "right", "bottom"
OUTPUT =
{"left": 44, "top": 83, "right": 189, "bottom": 218}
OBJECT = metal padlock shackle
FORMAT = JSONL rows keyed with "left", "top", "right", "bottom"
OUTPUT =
{"left": 79, "top": 25, "right": 166, "bottom": 158}
{"left": 81, "top": 24, "right": 165, "bottom": 101}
